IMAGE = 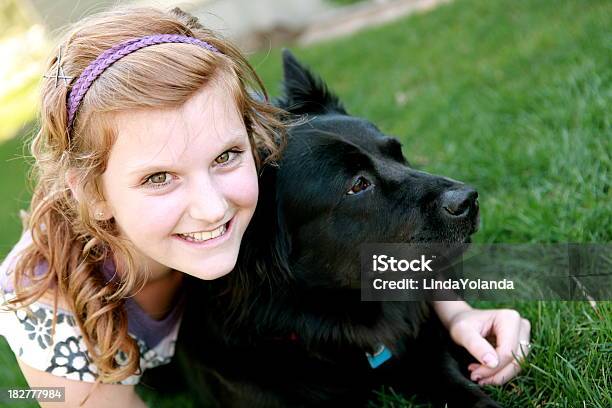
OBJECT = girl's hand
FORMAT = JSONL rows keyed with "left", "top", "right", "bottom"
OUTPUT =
{"left": 447, "top": 307, "right": 531, "bottom": 386}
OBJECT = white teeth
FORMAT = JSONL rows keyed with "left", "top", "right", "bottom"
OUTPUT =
{"left": 179, "top": 223, "right": 227, "bottom": 242}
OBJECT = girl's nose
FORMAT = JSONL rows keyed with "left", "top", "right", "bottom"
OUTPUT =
{"left": 187, "top": 178, "right": 229, "bottom": 225}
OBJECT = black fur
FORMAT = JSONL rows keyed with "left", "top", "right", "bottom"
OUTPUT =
{"left": 169, "top": 50, "right": 500, "bottom": 408}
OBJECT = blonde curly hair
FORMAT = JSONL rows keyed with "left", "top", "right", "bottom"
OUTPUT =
{"left": 5, "top": 6, "right": 285, "bottom": 383}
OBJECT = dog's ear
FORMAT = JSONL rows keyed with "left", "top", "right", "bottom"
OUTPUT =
{"left": 277, "top": 49, "right": 347, "bottom": 115}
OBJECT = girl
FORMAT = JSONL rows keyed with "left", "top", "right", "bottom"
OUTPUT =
{"left": 0, "top": 6, "right": 529, "bottom": 407}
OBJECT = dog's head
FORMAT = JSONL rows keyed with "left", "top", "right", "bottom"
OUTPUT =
{"left": 259, "top": 50, "right": 479, "bottom": 289}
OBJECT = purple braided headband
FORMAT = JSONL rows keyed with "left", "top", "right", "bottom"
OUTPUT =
{"left": 66, "top": 34, "right": 220, "bottom": 134}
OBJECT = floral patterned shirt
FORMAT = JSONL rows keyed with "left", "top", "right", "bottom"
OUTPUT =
{"left": 0, "top": 231, "right": 184, "bottom": 385}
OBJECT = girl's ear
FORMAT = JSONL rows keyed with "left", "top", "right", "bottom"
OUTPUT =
{"left": 91, "top": 205, "right": 113, "bottom": 221}
{"left": 66, "top": 169, "right": 114, "bottom": 221}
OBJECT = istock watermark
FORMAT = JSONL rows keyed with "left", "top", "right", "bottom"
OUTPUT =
{"left": 372, "top": 254, "right": 434, "bottom": 272}
{"left": 361, "top": 244, "right": 611, "bottom": 301}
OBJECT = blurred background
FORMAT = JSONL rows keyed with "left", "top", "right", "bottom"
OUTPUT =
{"left": 1, "top": 0, "right": 610, "bottom": 407}
{"left": 1, "top": 0, "right": 447, "bottom": 144}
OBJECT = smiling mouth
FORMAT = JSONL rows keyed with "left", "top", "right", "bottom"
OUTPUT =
{"left": 175, "top": 220, "right": 231, "bottom": 243}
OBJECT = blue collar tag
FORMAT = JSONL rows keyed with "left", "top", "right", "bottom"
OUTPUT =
{"left": 366, "top": 344, "right": 392, "bottom": 369}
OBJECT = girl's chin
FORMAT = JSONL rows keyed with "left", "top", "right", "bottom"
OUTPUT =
{"left": 187, "top": 266, "right": 235, "bottom": 281}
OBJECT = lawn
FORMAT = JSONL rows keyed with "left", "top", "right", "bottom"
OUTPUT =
{"left": 1, "top": 0, "right": 610, "bottom": 407}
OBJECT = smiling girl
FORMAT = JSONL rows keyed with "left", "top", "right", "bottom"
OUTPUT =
{"left": 0, "top": 6, "right": 284, "bottom": 406}
{"left": 0, "top": 5, "right": 528, "bottom": 407}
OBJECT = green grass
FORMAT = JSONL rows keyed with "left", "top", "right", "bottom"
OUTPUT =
{"left": 1, "top": 0, "right": 610, "bottom": 406}
{"left": 0, "top": 77, "right": 40, "bottom": 142}
{"left": 0, "top": 128, "right": 33, "bottom": 252}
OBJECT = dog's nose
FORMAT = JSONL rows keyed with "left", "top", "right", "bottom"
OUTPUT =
{"left": 440, "top": 187, "right": 478, "bottom": 218}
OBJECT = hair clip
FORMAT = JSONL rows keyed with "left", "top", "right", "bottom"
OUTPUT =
{"left": 43, "top": 46, "right": 73, "bottom": 86}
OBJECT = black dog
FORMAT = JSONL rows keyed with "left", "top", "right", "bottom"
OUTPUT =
{"left": 173, "top": 50, "right": 500, "bottom": 408}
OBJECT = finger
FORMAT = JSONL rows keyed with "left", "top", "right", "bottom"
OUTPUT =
{"left": 517, "top": 318, "right": 531, "bottom": 360}
{"left": 478, "top": 354, "right": 522, "bottom": 386}
{"left": 473, "top": 319, "right": 531, "bottom": 383}
{"left": 470, "top": 355, "right": 516, "bottom": 382}
{"left": 469, "top": 358, "right": 508, "bottom": 382}
{"left": 454, "top": 323, "right": 499, "bottom": 369}
{"left": 470, "top": 363, "right": 497, "bottom": 382}
{"left": 491, "top": 309, "right": 522, "bottom": 369}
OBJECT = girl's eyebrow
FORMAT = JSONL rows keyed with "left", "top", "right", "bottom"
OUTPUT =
{"left": 126, "top": 133, "right": 248, "bottom": 176}
{"left": 127, "top": 163, "right": 177, "bottom": 176}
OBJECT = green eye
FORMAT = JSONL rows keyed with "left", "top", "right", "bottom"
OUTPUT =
{"left": 215, "top": 152, "right": 230, "bottom": 164}
{"left": 149, "top": 172, "right": 169, "bottom": 184}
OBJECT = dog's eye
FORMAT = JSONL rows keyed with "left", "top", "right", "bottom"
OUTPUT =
{"left": 347, "top": 176, "right": 372, "bottom": 195}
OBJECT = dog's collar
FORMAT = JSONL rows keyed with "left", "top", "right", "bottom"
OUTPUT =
{"left": 267, "top": 333, "right": 392, "bottom": 369}
{"left": 366, "top": 344, "right": 393, "bottom": 369}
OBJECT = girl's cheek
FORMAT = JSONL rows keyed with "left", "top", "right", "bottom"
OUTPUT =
{"left": 224, "top": 163, "right": 259, "bottom": 208}
{"left": 122, "top": 191, "right": 185, "bottom": 231}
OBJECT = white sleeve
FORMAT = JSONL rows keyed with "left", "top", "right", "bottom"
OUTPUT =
{"left": 0, "top": 296, "right": 149, "bottom": 385}
{"left": 0, "top": 233, "right": 104, "bottom": 383}
{"left": 0, "top": 232, "right": 170, "bottom": 386}
{"left": 0, "top": 297, "right": 148, "bottom": 385}
{"left": 0, "top": 298, "right": 103, "bottom": 382}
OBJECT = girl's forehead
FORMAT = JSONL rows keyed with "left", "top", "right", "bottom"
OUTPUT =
{"left": 108, "top": 81, "right": 247, "bottom": 168}
{"left": 114, "top": 79, "right": 242, "bottom": 135}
